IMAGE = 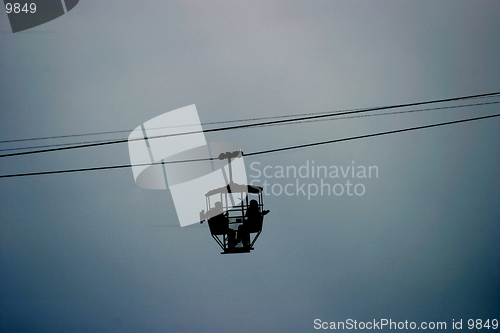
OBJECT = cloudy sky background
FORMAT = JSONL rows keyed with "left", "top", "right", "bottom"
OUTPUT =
{"left": 1, "top": 1, "right": 499, "bottom": 332}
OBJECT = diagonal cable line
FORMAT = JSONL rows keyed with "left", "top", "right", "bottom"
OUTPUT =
{"left": 244, "top": 113, "right": 500, "bottom": 157}
{"left": 2, "top": 91, "right": 497, "bottom": 145}
{"left": 0, "top": 108, "right": 359, "bottom": 145}
{"left": 243, "top": 100, "right": 500, "bottom": 129}
{"left": 2, "top": 100, "right": 499, "bottom": 153}
{"left": 1, "top": 91, "right": 500, "bottom": 159}
{"left": 1, "top": 113, "right": 498, "bottom": 179}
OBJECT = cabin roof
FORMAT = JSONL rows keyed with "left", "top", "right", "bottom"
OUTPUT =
{"left": 205, "top": 182, "right": 262, "bottom": 196}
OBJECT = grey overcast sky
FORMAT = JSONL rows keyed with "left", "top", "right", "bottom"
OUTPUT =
{"left": 1, "top": 1, "right": 499, "bottom": 332}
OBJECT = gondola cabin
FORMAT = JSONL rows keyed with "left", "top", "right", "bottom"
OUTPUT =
{"left": 199, "top": 182, "right": 268, "bottom": 254}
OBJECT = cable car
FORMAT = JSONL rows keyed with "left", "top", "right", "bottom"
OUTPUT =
{"left": 199, "top": 151, "right": 269, "bottom": 254}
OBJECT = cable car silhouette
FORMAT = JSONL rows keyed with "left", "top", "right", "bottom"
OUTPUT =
{"left": 199, "top": 151, "right": 269, "bottom": 254}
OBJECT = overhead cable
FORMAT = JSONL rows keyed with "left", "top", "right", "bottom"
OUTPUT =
{"left": 2, "top": 100, "right": 499, "bottom": 153}
{"left": 2, "top": 90, "right": 498, "bottom": 145}
{"left": 1, "top": 113, "right": 498, "bottom": 179}
{"left": 1, "top": 91, "right": 500, "bottom": 159}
